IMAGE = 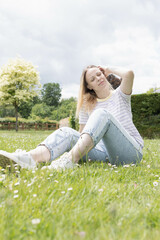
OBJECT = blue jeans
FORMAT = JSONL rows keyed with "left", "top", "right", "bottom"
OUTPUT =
{"left": 40, "top": 109, "right": 143, "bottom": 165}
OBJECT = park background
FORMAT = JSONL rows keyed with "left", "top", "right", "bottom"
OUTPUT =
{"left": 0, "top": 1, "right": 160, "bottom": 239}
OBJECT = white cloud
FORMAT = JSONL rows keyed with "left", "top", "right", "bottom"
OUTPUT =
{"left": 0, "top": 0, "right": 160, "bottom": 98}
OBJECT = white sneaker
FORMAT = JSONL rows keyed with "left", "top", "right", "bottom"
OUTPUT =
{"left": 42, "top": 152, "right": 78, "bottom": 171}
{"left": 0, "top": 149, "right": 37, "bottom": 170}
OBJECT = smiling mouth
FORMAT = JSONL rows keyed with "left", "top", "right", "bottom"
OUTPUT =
{"left": 99, "top": 81, "right": 104, "bottom": 86}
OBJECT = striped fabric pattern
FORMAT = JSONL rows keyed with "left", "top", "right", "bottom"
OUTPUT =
{"left": 79, "top": 87, "right": 144, "bottom": 148}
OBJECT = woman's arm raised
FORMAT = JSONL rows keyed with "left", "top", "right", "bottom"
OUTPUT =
{"left": 99, "top": 66, "right": 134, "bottom": 95}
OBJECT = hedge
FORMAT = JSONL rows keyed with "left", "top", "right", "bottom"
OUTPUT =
{"left": 131, "top": 93, "right": 160, "bottom": 138}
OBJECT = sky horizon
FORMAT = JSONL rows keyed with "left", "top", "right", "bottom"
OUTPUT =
{"left": 0, "top": 0, "right": 160, "bottom": 99}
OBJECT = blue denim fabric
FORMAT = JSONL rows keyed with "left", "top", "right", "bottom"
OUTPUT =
{"left": 39, "top": 127, "right": 107, "bottom": 162}
{"left": 39, "top": 108, "right": 143, "bottom": 165}
{"left": 82, "top": 108, "right": 143, "bottom": 165}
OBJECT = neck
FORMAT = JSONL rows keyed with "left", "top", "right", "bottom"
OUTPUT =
{"left": 96, "top": 86, "right": 111, "bottom": 99}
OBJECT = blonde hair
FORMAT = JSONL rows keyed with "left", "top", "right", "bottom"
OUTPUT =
{"left": 76, "top": 65, "right": 112, "bottom": 117}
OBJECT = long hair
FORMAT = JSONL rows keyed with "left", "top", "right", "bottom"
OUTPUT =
{"left": 76, "top": 65, "right": 114, "bottom": 117}
{"left": 76, "top": 65, "right": 122, "bottom": 117}
{"left": 76, "top": 65, "right": 97, "bottom": 118}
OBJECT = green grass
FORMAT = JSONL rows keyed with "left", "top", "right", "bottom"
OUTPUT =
{"left": 0, "top": 131, "right": 160, "bottom": 240}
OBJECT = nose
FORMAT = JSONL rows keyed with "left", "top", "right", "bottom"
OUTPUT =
{"left": 96, "top": 75, "right": 101, "bottom": 81}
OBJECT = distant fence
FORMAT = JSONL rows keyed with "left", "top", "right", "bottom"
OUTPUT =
{"left": 0, "top": 122, "right": 59, "bottom": 131}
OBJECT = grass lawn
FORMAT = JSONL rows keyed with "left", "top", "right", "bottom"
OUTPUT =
{"left": 0, "top": 131, "right": 160, "bottom": 240}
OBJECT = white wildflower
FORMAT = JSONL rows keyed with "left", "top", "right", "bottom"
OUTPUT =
{"left": 68, "top": 187, "right": 73, "bottom": 191}
{"left": 33, "top": 194, "right": 37, "bottom": 197}
{"left": 123, "top": 165, "right": 129, "bottom": 168}
{"left": 146, "top": 203, "right": 151, "bottom": 207}
{"left": 61, "top": 191, "right": 65, "bottom": 194}
{"left": 31, "top": 218, "right": 41, "bottom": 225}
{"left": 14, "top": 190, "right": 18, "bottom": 194}
{"left": 14, "top": 195, "right": 19, "bottom": 198}
{"left": 153, "top": 181, "right": 158, "bottom": 187}
{"left": 98, "top": 188, "right": 104, "bottom": 192}
{"left": 54, "top": 180, "right": 59, "bottom": 183}
{"left": 14, "top": 182, "right": 20, "bottom": 186}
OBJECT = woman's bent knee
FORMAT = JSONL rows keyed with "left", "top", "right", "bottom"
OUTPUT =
{"left": 59, "top": 126, "right": 72, "bottom": 132}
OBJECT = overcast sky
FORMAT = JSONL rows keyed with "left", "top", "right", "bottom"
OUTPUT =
{"left": 0, "top": 0, "right": 160, "bottom": 98}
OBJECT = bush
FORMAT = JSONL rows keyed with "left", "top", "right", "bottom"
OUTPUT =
{"left": 31, "top": 103, "right": 52, "bottom": 119}
{"left": 131, "top": 93, "right": 160, "bottom": 138}
{"left": 0, "top": 117, "right": 58, "bottom": 124}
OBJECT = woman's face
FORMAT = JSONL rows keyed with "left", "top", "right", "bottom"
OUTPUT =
{"left": 85, "top": 67, "right": 107, "bottom": 92}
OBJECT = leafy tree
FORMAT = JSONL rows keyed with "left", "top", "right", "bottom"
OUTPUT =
{"left": 0, "top": 57, "right": 41, "bottom": 131}
{"left": 51, "top": 97, "right": 77, "bottom": 121}
{"left": 42, "top": 83, "right": 61, "bottom": 107}
{"left": 0, "top": 105, "right": 16, "bottom": 118}
{"left": 146, "top": 87, "right": 160, "bottom": 94}
{"left": 18, "top": 96, "right": 42, "bottom": 118}
{"left": 31, "top": 103, "right": 52, "bottom": 119}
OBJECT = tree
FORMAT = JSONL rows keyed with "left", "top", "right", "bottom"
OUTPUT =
{"left": 0, "top": 57, "right": 41, "bottom": 131}
{"left": 18, "top": 96, "right": 42, "bottom": 119}
{"left": 146, "top": 87, "right": 160, "bottom": 94}
{"left": 31, "top": 103, "right": 52, "bottom": 119}
{"left": 51, "top": 97, "right": 77, "bottom": 121}
{"left": 42, "top": 83, "right": 61, "bottom": 107}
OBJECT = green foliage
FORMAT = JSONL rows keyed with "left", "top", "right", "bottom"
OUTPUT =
{"left": 31, "top": 103, "right": 52, "bottom": 119}
{"left": 0, "top": 105, "right": 16, "bottom": 118}
{"left": 69, "top": 112, "right": 79, "bottom": 130}
{"left": 51, "top": 97, "right": 77, "bottom": 121}
{"left": 0, "top": 57, "right": 41, "bottom": 106}
{"left": 0, "top": 57, "right": 41, "bottom": 131}
{"left": 42, "top": 83, "right": 61, "bottom": 107}
{"left": 131, "top": 93, "right": 160, "bottom": 138}
{"left": 18, "top": 96, "right": 42, "bottom": 118}
{"left": 0, "top": 117, "right": 57, "bottom": 124}
{"left": 0, "top": 132, "right": 160, "bottom": 240}
{"left": 146, "top": 87, "right": 160, "bottom": 94}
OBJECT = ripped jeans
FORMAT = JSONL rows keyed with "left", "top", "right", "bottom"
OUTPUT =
{"left": 39, "top": 109, "right": 143, "bottom": 165}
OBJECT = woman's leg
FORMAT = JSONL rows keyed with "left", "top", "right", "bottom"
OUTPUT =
{"left": 74, "top": 108, "right": 143, "bottom": 165}
{"left": 30, "top": 127, "right": 108, "bottom": 163}
{"left": 0, "top": 125, "right": 108, "bottom": 169}
{"left": 30, "top": 127, "right": 80, "bottom": 163}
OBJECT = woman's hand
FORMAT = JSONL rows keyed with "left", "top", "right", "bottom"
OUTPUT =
{"left": 98, "top": 65, "right": 134, "bottom": 95}
{"left": 98, "top": 66, "right": 112, "bottom": 78}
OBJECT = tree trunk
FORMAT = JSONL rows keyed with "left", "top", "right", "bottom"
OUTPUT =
{"left": 15, "top": 105, "right": 18, "bottom": 132}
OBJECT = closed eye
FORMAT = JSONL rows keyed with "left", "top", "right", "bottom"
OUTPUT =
{"left": 96, "top": 72, "right": 101, "bottom": 76}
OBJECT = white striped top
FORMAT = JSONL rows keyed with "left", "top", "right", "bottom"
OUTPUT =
{"left": 79, "top": 87, "right": 144, "bottom": 148}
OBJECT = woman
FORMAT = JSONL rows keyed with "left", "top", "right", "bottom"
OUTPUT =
{"left": 0, "top": 65, "right": 144, "bottom": 170}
